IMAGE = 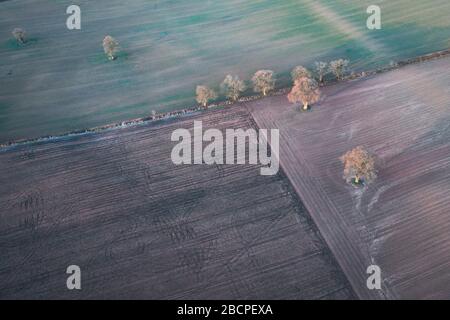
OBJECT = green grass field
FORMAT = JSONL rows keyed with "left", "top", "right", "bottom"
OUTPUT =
{"left": 1, "top": 0, "right": 449, "bottom": 142}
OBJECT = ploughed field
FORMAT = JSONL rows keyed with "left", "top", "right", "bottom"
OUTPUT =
{"left": 247, "top": 56, "right": 450, "bottom": 299}
{"left": 1, "top": 0, "right": 450, "bottom": 142}
{"left": 0, "top": 105, "right": 354, "bottom": 299}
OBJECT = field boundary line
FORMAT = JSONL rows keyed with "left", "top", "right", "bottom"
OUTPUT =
{"left": 2, "top": 48, "right": 450, "bottom": 149}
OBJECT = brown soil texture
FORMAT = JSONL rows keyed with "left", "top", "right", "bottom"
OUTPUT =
{"left": 247, "top": 56, "right": 450, "bottom": 299}
{"left": 0, "top": 106, "right": 354, "bottom": 299}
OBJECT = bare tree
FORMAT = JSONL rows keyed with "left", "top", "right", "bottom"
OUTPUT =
{"left": 221, "top": 75, "right": 246, "bottom": 101}
{"left": 103, "top": 36, "right": 119, "bottom": 60}
{"left": 251, "top": 70, "right": 275, "bottom": 96}
{"left": 291, "top": 66, "right": 311, "bottom": 83}
{"left": 340, "top": 146, "right": 376, "bottom": 185}
{"left": 314, "top": 61, "right": 328, "bottom": 84}
{"left": 12, "top": 28, "right": 26, "bottom": 44}
{"left": 196, "top": 85, "right": 217, "bottom": 108}
{"left": 329, "top": 59, "right": 349, "bottom": 80}
{"left": 287, "top": 77, "right": 320, "bottom": 110}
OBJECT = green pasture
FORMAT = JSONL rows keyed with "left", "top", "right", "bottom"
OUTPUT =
{"left": 0, "top": 0, "right": 449, "bottom": 142}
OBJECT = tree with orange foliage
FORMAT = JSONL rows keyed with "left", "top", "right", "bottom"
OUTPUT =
{"left": 196, "top": 85, "right": 217, "bottom": 108}
{"left": 329, "top": 59, "right": 349, "bottom": 81}
{"left": 103, "top": 35, "right": 119, "bottom": 60}
{"left": 251, "top": 70, "right": 275, "bottom": 96}
{"left": 221, "top": 75, "right": 246, "bottom": 101}
{"left": 12, "top": 28, "right": 26, "bottom": 44}
{"left": 287, "top": 77, "right": 320, "bottom": 110}
{"left": 291, "top": 65, "right": 311, "bottom": 83}
{"left": 340, "top": 146, "right": 376, "bottom": 185}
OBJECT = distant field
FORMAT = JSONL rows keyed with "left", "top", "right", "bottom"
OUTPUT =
{"left": 0, "top": 106, "right": 354, "bottom": 299}
{"left": 1, "top": 0, "right": 450, "bottom": 142}
{"left": 247, "top": 56, "right": 450, "bottom": 299}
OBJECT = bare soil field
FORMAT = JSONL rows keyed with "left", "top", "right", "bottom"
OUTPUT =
{"left": 0, "top": 106, "right": 354, "bottom": 299}
{"left": 247, "top": 56, "right": 450, "bottom": 299}
{"left": 1, "top": 0, "right": 450, "bottom": 142}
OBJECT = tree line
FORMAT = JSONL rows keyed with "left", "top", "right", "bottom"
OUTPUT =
{"left": 11, "top": 30, "right": 374, "bottom": 187}
{"left": 196, "top": 59, "right": 349, "bottom": 109}
{"left": 10, "top": 29, "right": 348, "bottom": 111}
